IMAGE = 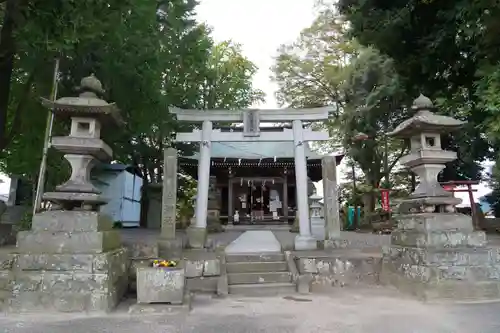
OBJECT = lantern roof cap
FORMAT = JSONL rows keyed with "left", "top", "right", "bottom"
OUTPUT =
{"left": 387, "top": 94, "right": 465, "bottom": 138}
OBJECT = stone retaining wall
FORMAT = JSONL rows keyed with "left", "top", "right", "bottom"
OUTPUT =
{"left": 183, "top": 250, "right": 225, "bottom": 295}
{"left": 0, "top": 247, "right": 128, "bottom": 312}
{"left": 293, "top": 251, "right": 382, "bottom": 293}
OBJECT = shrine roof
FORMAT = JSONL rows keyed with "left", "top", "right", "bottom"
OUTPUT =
{"left": 182, "top": 141, "right": 323, "bottom": 160}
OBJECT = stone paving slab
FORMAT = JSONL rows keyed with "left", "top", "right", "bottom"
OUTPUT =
{"left": 1, "top": 287, "right": 500, "bottom": 332}
{"left": 225, "top": 231, "right": 281, "bottom": 254}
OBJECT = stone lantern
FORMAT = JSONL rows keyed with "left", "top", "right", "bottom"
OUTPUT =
{"left": 381, "top": 94, "right": 500, "bottom": 301}
{"left": 11, "top": 75, "right": 128, "bottom": 313}
{"left": 41, "top": 74, "right": 124, "bottom": 209}
{"left": 309, "top": 192, "right": 325, "bottom": 240}
{"left": 389, "top": 94, "right": 465, "bottom": 213}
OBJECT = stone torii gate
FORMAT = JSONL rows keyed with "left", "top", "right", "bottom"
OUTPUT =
{"left": 170, "top": 107, "right": 331, "bottom": 250}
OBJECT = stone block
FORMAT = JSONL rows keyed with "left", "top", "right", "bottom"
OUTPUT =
{"left": 136, "top": 267, "right": 185, "bottom": 304}
{"left": 184, "top": 260, "right": 204, "bottom": 278}
{"left": 16, "top": 253, "right": 94, "bottom": 273}
{"left": 7, "top": 290, "right": 120, "bottom": 313}
{"left": 16, "top": 230, "right": 121, "bottom": 254}
{"left": 297, "top": 274, "right": 312, "bottom": 294}
{"left": 322, "top": 239, "right": 349, "bottom": 250}
{"left": 396, "top": 213, "right": 473, "bottom": 232}
{"left": 8, "top": 248, "right": 128, "bottom": 313}
{"left": 186, "top": 277, "right": 218, "bottom": 293}
{"left": 294, "top": 235, "right": 317, "bottom": 251}
{"left": 186, "top": 227, "right": 207, "bottom": 249}
{"left": 31, "top": 210, "right": 113, "bottom": 232}
{"left": 390, "top": 229, "right": 487, "bottom": 248}
{"left": 385, "top": 246, "right": 494, "bottom": 267}
{"left": 123, "top": 241, "right": 158, "bottom": 259}
{"left": 381, "top": 264, "right": 500, "bottom": 301}
{"left": 158, "top": 238, "right": 183, "bottom": 259}
{"left": 311, "top": 218, "right": 325, "bottom": 241}
{"left": 203, "top": 259, "right": 220, "bottom": 276}
{"left": 296, "top": 254, "right": 382, "bottom": 288}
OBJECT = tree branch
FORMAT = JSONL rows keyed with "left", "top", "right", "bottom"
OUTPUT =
{"left": 388, "top": 145, "right": 409, "bottom": 172}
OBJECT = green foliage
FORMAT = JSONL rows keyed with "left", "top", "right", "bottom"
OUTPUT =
{"left": 338, "top": 0, "right": 496, "bottom": 182}
{"left": 273, "top": 8, "right": 411, "bottom": 213}
{"left": 0, "top": 0, "right": 264, "bottom": 207}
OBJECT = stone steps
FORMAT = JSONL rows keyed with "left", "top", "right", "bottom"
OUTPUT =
{"left": 226, "top": 253, "right": 285, "bottom": 263}
{"left": 228, "top": 271, "right": 292, "bottom": 284}
{"left": 228, "top": 282, "right": 296, "bottom": 296}
{"left": 226, "top": 252, "right": 295, "bottom": 296}
{"left": 226, "top": 261, "right": 288, "bottom": 273}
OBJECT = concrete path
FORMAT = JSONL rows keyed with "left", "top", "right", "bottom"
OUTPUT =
{"left": 1, "top": 287, "right": 500, "bottom": 332}
{"left": 224, "top": 231, "right": 282, "bottom": 254}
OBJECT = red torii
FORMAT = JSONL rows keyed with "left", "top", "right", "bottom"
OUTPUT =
{"left": 440, "top": 180, "right": 480, "bottom": 229}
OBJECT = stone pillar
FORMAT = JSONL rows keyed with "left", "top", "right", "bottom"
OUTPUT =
{"left": 187, "top": 120, "right": 212, "bottom": 248}
{"left": 322, "top": 156, "right": 341, "bottom": 247}
{"left": 228, "top": 176, "right": 234, "bottom": 224}
{"left": 158, "top": 148, "right": 182, "bottom": 258}
{"left": 207, "top": 176, "right": 223, "bottom": 232}
{"left": 283, "top": 174, "right": 288, "bottom": 221}
{"left": 292, "top": 119, "right": 316, "bottom": 250}
{"left": 161, "top": 148, "right": 177, "bottom": 239}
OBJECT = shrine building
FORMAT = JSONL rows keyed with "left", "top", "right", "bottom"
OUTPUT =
{"left": 180, "top": 126, "right": 344, "bottom": 224}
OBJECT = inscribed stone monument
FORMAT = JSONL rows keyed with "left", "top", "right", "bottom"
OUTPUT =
{"left": 158, "top": 148, "right": 183, "bottom": 258}
{"left": 161, "top": 148, "right": 177, "bottom": 239}
{"left": 322, "top": 156, "right": 341, "bottom": 245}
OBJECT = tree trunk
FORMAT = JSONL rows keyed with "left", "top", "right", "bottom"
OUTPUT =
{"left": 0, "top": 0, "right": 18, "bottom": 152}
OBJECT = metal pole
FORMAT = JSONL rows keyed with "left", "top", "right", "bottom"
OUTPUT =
{"left": 352, "top": 162, "right": 358, "bottom": 230}
{"left": 383, "top": 134, "right": 389, "bottom": 187}
{"left": 33, "top": 58, "right": 60, "bottom": 215}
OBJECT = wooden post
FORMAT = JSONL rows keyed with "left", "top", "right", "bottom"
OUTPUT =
{"left": 467, "top": 183, "right": 479, "bottom": 230}
{"left": 228, "top": 176, "right": 233, "bottom": 224}
{"left": 283, "top": 173, "right": 288, "bottom": 221}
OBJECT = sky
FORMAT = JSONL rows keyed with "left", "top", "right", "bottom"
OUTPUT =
{"left": 196, "top": 0, "right": 317, "bottom": 109}
{"left": 0, "top": 0, "right": 493, "bottom": 207}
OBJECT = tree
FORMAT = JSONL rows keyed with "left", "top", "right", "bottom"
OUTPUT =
{"left": 273, "top": 8, "right": 409, "bottom": 214}
{"left": 337, "top": 0, "right": 497, "bottom": 182}
{"left": 272, "top": 10, "right": 355, "bottom": 112}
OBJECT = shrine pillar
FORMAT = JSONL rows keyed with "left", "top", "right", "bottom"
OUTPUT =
{"left": 187, "top": 120, "right": 212, "bottom": 248}
{"left": 292, "top": 119, "right": 317, "bottom": 250}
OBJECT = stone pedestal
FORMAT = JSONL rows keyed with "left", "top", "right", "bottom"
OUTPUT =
{"left": 381, "top": 213, "right": 500, "bottom": 300}
{"left": 186, "top": 226, "right": 207, "bottom": 249}
{"left": 136, "top": 267, "right": 185, "bottom": 304}
{"left": 294, "top": 235, "right": 317, "bottom": 251}
{"left": 10, "top": 211, "right": 128, "bottom": 312}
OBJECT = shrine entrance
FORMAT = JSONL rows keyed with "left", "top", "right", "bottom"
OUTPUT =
{"left": 230, "top": 177, "right": 289, "bottom": 224}
{"left": 170, "top": 106, "right": 332, "bottom": 250}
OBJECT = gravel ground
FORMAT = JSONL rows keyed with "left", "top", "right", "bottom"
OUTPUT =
{"left": 1, "top": 287, "right": 500, "bottom": 333}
